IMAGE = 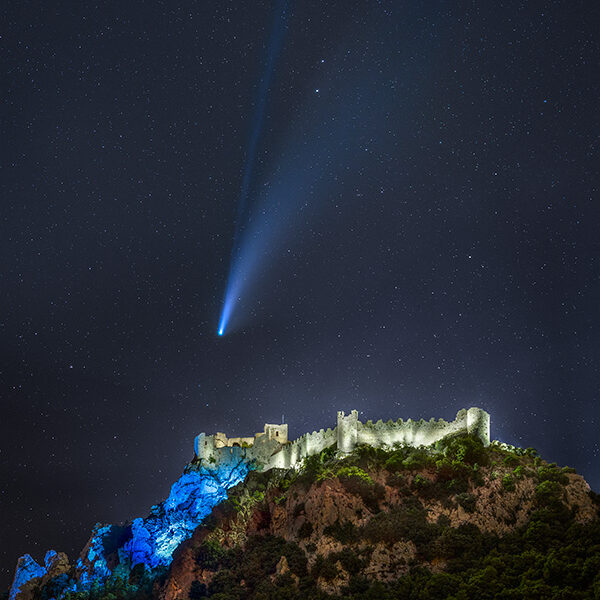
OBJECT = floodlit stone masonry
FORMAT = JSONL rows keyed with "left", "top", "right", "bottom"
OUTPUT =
{"left": 194, "top": 407, "right": 490, "bottom": 472}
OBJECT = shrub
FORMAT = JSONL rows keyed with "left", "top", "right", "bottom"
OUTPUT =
{"left": 437, "top": 514, "right": 451, "bottom": 528}
{"left": 296, "top": 446, "right": 337, "bottom": 487}
{"left": 348, "top": 444, "right": 389, "bottom": 470}
{"left": 384, "top": 453, "right": 405, "bottom": 473}
{"left": 442, "top": 435, "right": 488, "bottom": 466}
{"left": 472, "top": 464, "right": 485, "bottom": 487}
{"left": 336, "top": 466, "right": 373, "bottom": 484}
{"left": 456, "top": 493, "right": 476, "bottom": 513}
{"left": 402, "top": 448, "right": 436, "bottom": 470}
{"left": 502, "top": 474, "right": 515, "bottom": 492}
{"left": 311, "top": 555, "right": 338, "bottom": 581}
{"left": 337, "top": 467, "right": 384, "bottom": 512}
{"left": 410, "top": 473, "right": 455, "bottom": 501}
{"left": 362, "top": 498, "right": 439, "bottom": 552}
{"left": 347, "top": 575, "right": 371, "bottom": 595}
{"left": 446, "top": 477, "right": 469, "bottom": 495}
{"left": 207, "top": 570, "right": 238, "bottom": 596}
{"left": 297, "top": 454, "right": 324, "bottom": 486}
{"left": 330, "top": 547, "right": 365, "bottom": 573}
{"left": 298, "top": 520, "right": 313, "bottom": 539}
{"left": 233, "top": 535, "right": 308, "bottom": 590}
{"left": 278, "top": 473, "right": 296, "bottom": 492}
{"left": 503, "top": 455, "right": 519, "bottom": 467}
{"left": 422, "top": 572, "right": 461, "bottom": 599}
{"left": 195, "top": 540, "right": 227, "bottom": 570}
{"left": 324, "top": 519, "right": 359, "bottom": 544}
{"left": 412, "top": 473, "right": 431, "bottom": 490}
{"left": 385, "top": 471, "right": 409, "bottom": 492}
{"left": 284, "top": 543, "right": 308, "bottom": 578}
{"left": 538, "top": 464, "right": 569, "bottom": 485}
{"left": 436, "top": 523, "right": 487, "bottom": 565}
{"left": 535, "top": 480, "right": 562, "bottom": 505}
{"left": 189, "top": 581, "right": 207, "bottom": 599}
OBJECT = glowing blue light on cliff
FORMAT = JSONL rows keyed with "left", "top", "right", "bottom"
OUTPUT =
{"left": 9, "top": 428, "right": 259, "bottom": 600}
{"left": 49, "top": 458, "right": 254, "bottom": 597}
{"left": 123, "top": 460, "right": 251, "bottom": 570}
{"left": 8, "top": 555, "right": 46, "bottom": 600}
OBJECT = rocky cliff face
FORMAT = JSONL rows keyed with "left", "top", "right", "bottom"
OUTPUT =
{"left": 8, "top": 436, "right": 600, "bottom": 600}
{"left": 8, "top": 456, "right": 251, "bottom": 600}
{"left": 161, "top": 439, "right": 600, "bottom": 599}
{"left": 8, "top": 551, "right": 71, "bottom": 600}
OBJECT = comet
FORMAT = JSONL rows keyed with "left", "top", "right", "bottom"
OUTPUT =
{"left": 217, "top": 2, "right": 394, "bottom": 337}
{"left": 217, "top": 0, "right": 290, "bottom": 336}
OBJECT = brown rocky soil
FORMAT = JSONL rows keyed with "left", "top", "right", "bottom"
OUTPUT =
{"left": 161, "top": 459, "right": 597, "bottom": 599}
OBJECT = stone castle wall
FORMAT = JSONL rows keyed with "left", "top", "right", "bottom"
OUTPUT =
{"left": 194, "top": 407, "right": 490, "bottom": 472}
{"left": 356, "top": 407, "right": 490, "bottom": 449}
{"left": 266, "top": 425, "right": 337, "bottom": 470}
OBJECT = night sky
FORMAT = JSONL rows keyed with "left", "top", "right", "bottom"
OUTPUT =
{"left": 2, "top": 0, "right": 599, "bottom": 590}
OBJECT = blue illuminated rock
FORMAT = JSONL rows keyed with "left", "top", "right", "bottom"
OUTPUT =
{"left": 76, "top": 524, "right": 131, "bottom": 586}
{"left": 9, "top": 452, "right": 253, "bottom": 600}
{"left": 8, "top": 555, "right": 46, "bottom": 600}
{"left": 121, "top": 456, "right": 251, "bottom": 570}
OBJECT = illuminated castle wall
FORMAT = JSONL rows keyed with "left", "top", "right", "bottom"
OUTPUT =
{"left": 194, "top": 407, "right": 490, "bottom": 471}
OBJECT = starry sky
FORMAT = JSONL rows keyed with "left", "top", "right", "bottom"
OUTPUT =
{"left": 1, "top": 0, "right": 599, "bottom": 590}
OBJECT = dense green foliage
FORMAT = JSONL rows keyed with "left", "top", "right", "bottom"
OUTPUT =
{"left": 181, "top": 436, "right": 599, "bottom": 599}
{"left": 184, "top": 516, "right": 600, "bottom": 599}
{"left": 29, "top": 436, "right": 599, "bottom": 600}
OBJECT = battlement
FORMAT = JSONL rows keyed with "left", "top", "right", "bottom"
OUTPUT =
{"left": 194, "top": 407, "right": 490, "bottom": 472}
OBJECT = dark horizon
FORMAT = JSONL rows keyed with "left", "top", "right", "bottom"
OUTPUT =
{"left": 2, "top": 0, "right": 598, "bottom": 591}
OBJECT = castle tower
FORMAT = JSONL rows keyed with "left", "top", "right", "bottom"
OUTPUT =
{"left": 467, "top": 407, "right": 491, "bottom": 446}
{"left": 337, "top": 410, "right": 359, "bottom": 453}
{"left": 194, "top": 433, "right": 216, "bottom": 461}
{"left": 263, "top": 423, "right": 288, "bottom": 443}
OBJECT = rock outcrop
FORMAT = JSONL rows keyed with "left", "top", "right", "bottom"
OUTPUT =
{"left": 8, "top": 433, "right": 600, "bottom": 600}
{"left": 8, "top": 458, "right": 251, "bottom": 600}
{"left": 9, "top": 551, "right": 71, "bottom": 600}
{"left": 161, "top": 441, "right": 599, "bottom": 599}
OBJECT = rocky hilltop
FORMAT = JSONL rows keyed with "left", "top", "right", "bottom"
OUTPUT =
{"left": 8, "top": 433, "right": 600, "bottom": 600}
{"left": 162, "top": 438, "right": 600, "bottom": 599}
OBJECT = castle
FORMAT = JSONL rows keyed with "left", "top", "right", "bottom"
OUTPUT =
{"left": 195, "top": 407, "right": 490, "bottom": 471}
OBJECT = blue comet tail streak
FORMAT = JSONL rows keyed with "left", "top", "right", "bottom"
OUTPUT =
{"left": 218, "top": 0, "right": 290, "bottom": 336}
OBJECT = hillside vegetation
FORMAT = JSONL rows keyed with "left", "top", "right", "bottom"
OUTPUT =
{"left": 161, "top": 435, "right": 600, "bottom": 600}
{"left": 15, "top": 436, "right": 600, "bottom": 600}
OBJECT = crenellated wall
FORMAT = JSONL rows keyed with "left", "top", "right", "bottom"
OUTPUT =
{"left": 356, "top": 407, "right": 490, "bottom": 449}
{"left": 266, "top": 425, "right": 337, "bottom": 469}
{"left": 194, "top": 407, "right": 490, "bottom": 472}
